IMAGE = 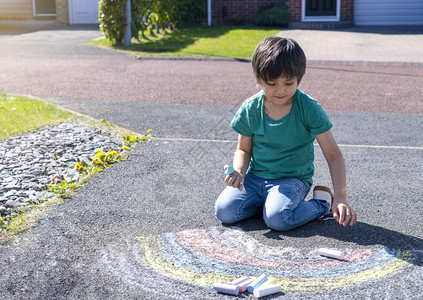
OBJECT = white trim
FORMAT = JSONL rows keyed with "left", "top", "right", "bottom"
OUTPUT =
{"left": 302, "top": 0, "right": 341, "bottom": 22}
{"left": 68, "top": 0, "right": 73, "bottom": 24}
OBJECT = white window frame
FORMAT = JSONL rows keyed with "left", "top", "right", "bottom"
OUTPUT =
{"left": 301, "top": 0, "right": 340, "bottom": 22}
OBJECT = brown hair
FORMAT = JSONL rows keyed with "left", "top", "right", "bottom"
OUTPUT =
{"left": 252, "top": 36, "right": 306, "bottom": 84}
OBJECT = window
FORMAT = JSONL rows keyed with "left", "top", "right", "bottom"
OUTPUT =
{"left": 302, "top": 0, "right": 340, "bottom": 22}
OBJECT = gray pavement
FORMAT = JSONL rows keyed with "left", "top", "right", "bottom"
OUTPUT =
{"left": 0, "top": 20, "right": 423, "bottom": 299}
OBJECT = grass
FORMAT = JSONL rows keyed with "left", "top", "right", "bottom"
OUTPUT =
{"left": 0, "top": 94, "right": 153, "bottom": 245}
{"left": 0, "top": 94, "right": 75, "bottom": 141}
{"left": 90, "top": 25, "right": 282, "bottom": 58}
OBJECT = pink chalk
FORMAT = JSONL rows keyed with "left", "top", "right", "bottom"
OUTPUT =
{"left": 237, "top": 278, "right": 254, "bottom": 292}
{"left": 229, "top": 276, "right": 254, "bottom": 292}
{"left": 229, "top": 276, "right": 250, "bottom": 285}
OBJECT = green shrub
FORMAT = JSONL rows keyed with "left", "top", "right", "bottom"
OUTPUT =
{"left": 171, "top": 0, "right": 205, "bottom": 25}
{"left": 231, "top": 14, "right": 245, "bottom": 25}
{"left": 131, "top": 0, "right": 153, "bottom": 40}
{"left": 99, "top": 0, "right": 205, "bottom": 45}
{"left": 251, "top": 6, "right": 290, "bottom": 27}
{"left": 99, "top": 0, "right": 128, "bottom": 46}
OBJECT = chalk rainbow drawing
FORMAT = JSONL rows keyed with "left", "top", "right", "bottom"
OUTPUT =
{"left": 135, "top": 226, "right": 415, "bottom": 292}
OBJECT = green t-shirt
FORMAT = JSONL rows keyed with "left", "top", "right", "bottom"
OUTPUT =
{"left": 230, "top": 89, "right": 333, "bottom": 184}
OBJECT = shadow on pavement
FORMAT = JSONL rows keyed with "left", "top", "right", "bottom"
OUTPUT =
{"left": 229, "top": 219, "right": 423, "bottom": 267}
{"left": 333, "top": 25, "right": 423, "bottom": 35}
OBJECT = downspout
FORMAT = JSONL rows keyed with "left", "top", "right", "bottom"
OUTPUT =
{"left": 124, "top": 0, "right": 131, "bottom": 46}
{"left": 207, "top": 0, "right": 212, "bottom": 26}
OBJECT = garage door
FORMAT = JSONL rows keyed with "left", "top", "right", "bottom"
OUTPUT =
{"left": 69, "top": 0, "right": 100, "bottom": 24}
{"left": 355, "top": 0, "right": 423, "bottom": 25}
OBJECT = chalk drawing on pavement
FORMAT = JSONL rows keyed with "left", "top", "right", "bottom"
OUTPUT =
{"left": 101, "top": 226, "right": 418, "bottom": 296}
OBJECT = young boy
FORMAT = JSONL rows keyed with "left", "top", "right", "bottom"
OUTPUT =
{"left": 215, "top": 37, "right": 357, "bottom": 231}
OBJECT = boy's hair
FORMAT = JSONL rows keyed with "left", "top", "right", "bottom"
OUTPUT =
{"left": 252, "top": 36, "right": 306, "bottom": 84}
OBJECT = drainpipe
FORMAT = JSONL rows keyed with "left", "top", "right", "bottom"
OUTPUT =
{"left": 207, "top": 0, "right": 212, "bottom": 26}
{"left": 124, "top": 0, "right": 132, "bottom": 47}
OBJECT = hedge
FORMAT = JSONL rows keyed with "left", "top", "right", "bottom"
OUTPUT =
{"left": 99, "top": 0, "right": 205, "bottom": 46}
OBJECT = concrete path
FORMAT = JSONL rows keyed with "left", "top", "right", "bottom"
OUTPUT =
{"left": 0, "top": 21, "right": 422, "bottom": 299}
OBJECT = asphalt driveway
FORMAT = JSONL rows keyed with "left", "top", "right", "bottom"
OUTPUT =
{"left": 0, "top": 21, "right": 422, "bottom": 299}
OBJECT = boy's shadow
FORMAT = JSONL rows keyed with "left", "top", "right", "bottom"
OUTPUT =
{"left": 226, "top": 218, "right": 423, "bottom": 267}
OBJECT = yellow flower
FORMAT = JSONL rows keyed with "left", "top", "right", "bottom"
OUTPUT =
{"left": 95, "top": 150, "right": 104, "bottom": 157}
{"left": 121, "top": 146, "right": 129, "bottom": 150}
{"left": 129, "top": 135, "right": 137, "bottom": 141}
{"left": 106, "top": 150, "right": 118, "bottom": 156}
{"left": 147, "top": 129, "right": 152, "bottom": 133}
{"left": 93, "top": 157, "right": 103, "bottom": 165}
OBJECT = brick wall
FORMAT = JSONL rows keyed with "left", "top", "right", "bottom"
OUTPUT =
{"left": 286, "top": 0, "right": 354, "bottom": 22}
{"left": 211, "top": 0, "right": 284, "bottom": 24}
{"left": 0, "top": 0, "right": 33, "bottom": 19}
{"left": 286, "top": 0, "right": 301, "bottom": 22}
{"left": 341, "top": 0, "right": 354, "bottom": 22}
{"left": 55, "top": 0, "right": 69, "bottom": 24}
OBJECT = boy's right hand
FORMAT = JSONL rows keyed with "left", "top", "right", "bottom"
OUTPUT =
{"left": 224, "top": 165, "right": 244, "bottom": 191}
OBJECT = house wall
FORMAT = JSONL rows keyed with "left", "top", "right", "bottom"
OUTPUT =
{"left": 0, "top": 0, "right": 33, "bottom": 19}
{"left": 286, "top": 0, "right": 301, "bottom": 22}
{"left": 341, "top": 0, "right": 354, "bottom": 22}
{"left": 56, "top": 0, "right": 69, "bottom": 24}
{"left": 211, "top": 0, "right": 283, "bottom": 24}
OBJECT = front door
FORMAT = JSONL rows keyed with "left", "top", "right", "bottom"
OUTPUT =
{"left": 305, "top": 0, "right": 336, "bottom": 17}
{"left": 34, "top": 0, "right": 56, "bottom": 16}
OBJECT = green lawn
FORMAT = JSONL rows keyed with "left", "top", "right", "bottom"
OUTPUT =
{"left": 91, "top": 26, "right": 282, "bottom": 58}
{"left": 0, "top": 94, "right": 75, "bottom": 141}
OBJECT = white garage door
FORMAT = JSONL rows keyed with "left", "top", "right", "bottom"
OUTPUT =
{"left": 355, "top": 0, "right": 423, "bottom": 25}
{"left": 69, "top": 0, "right": 100, "bottom": 24}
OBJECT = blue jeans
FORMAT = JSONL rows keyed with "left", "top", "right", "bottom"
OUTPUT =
{"left": 215, "top": 173, "right": 329, "bottom": 231}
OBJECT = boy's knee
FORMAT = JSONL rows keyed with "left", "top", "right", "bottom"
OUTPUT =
{"left": 264, "top": 218, "right": 292, "bottom": 232}
{"left": 264, "top": 211, "right": 292, "bottom": 232}
{"left": 215, "top": 203, "right": 238, "bottom": 224}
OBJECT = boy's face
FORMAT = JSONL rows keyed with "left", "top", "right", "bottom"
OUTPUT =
{"left": 259, "top": 76, "right": 298, "bottom": 105}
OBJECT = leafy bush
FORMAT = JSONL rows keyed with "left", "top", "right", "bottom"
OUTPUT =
{"left": 99, "top": 0, "right": 128, "bottom": 46}
{"left": 251, "top": 6, "right": 290, "bottom": 27}
{"left": 131, "top": 0, "right": 154, "bottom": 40}
{"left": 171, "top": 0, "right": 205, "bottom": 25}
{"left": 99, "top": 0, "right": 205, "bottom": 45}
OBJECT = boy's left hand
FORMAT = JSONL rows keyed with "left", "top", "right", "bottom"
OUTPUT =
{"left": 332, "top": 201, "right": 357, "bottom": 226}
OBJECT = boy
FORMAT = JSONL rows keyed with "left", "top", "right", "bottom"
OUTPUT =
{"left": 215, "top": 37, "right": 357, "bottom": 231}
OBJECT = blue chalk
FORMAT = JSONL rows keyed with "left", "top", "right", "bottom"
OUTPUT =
{"left": 225, "top": 165, "right": 234, "bottom": 176}
{"left": 247, "top": 274, "right": 268, "bottom": 293}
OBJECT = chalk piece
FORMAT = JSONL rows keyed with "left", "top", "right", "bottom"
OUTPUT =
{"left": 317, "top": 248, "right": 344, "bottom": 260}
{"left": 229, "top": 276, "right": 250, "bottom": 285}
{"left": 237, "top": 278, "right": 254, "bottom": 293}
{"left": 259, "top": 277, "right": 276, "bottom": 287}
{"left": 230, "top": 276, "right": 253, "bottom": 293}
{"left": 225, "top": 165, "right": 234, "bottom": 176}
{"left": 213, "top": 283, "right": 239, "bottom": 295}
{"left": 247, "top": 274, "right": 268, "bottom": 293}
{"left": 253, "top": 284, "right": 281, "bottom": 298}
